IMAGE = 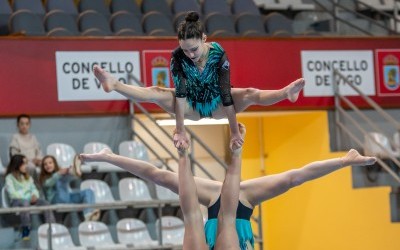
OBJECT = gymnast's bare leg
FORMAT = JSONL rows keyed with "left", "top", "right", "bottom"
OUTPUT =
{"left": 93, "top": 65, "right": 305, "bottom": 120}
{"left": 177, "top": 147, "right": 208, "bottom": 250}
{"left": 239, "top": 149, "right": 377, "bottom": 208}
{"left": 80, "top": 148, "right": 376, "bottom": 210}
{"left": 79, "top": 148, "right": 221, "bottom": 207}
{"left": 214, "top": 123, "right": 246, "bottom": 250}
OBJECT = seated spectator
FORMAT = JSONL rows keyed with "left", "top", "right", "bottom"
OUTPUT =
{"left": 9, "top": 114, "right": 43, "bottom": 174}
{"left": 5, "top": 154, "right": 56, "bottom": 240}
{"left": 39, "top": 155, "right": 100, "bottom": 221}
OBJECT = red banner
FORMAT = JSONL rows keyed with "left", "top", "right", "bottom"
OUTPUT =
{"left": 0, "top": 37, "right": 399, "bottom": 116}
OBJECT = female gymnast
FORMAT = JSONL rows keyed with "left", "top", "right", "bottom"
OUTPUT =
{"left": 177, "top": 123, "right": 245, "bottom": 250}
{"left": 80, "top": 139, "right": 376, "bottom": 249}
{"left": 93, "top": 11, "right": 305, "bottom": 150}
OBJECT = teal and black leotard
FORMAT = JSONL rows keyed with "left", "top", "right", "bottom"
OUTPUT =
{"left": 204, "top": 196, "right": 254, "bottom": 250}
{"left": 170, "top": 42, "right": 234, "bottom": 118}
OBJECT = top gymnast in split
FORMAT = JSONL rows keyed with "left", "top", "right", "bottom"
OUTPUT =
{"left": 93, "top": 11, "right": 305, "bottom": 151}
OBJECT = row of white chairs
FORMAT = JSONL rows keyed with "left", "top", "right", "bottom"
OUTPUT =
{"left": 0, "top": 140, "right": 154, "bottom": 175}
{"left": 364, "top": 131, "right": 400, "bottom": 158}
{"left": 47, "top": 140, "right": 153, "bottom": 173}
{"left": 1, "top": 177, "right": 178, "bottom": 208}
{"left": 38, "top": 216, "right": 184, "bottom": 250}
{"left": 82, "top": 178, "right": 179, "bottom": 203}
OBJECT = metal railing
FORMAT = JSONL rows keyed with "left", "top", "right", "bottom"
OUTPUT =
{"left": 130, "top": 102, "right": 224, "bottom": 180}
{"left": 311, "top": 0, "right": 400, "bottom": 36}
{"left": 332, "top": 69, "right": 400, "bottom": 183}
{"left": 0, "top": 200, "right": 181, "bottom": 250}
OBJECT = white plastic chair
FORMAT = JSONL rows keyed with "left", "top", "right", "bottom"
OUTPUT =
{"left": 155, "top": 216, "right": 184, "bottom": 246}
{"left": 46, "top": 143, "right": 76, "bottom": 168}
{"left": 47, "top": 143, "right": 92, "bottom": 173}
{"left": 155, "top": 185, "right": 179, "bottom": 201}
{"left": 119, "top": 178, "right": 153, "bottom": 202}
{"left": 1, "top": 187, "right": 10, "bottom": 208}
{"left": 80, "top": 179, "right": 115, "bottom": 203}
{"left": 78, "top": 221, "right": 126, "bottom": 249}
{"left": 119, "top": 140, "right": 163, "bottom": 168}
{"left": 38, "top": 223, "right": 85, "bottom": 250}
{"left": 83, "top": 142, "right": 124, "bottom": 172}
{"left": 119, "top": 140, "right": 149, "bottom": 161}
{"left": 116, "top": 218, "right": 158, "bottom": 247}
{"left": 364, "top": 132, "right": 400, "bottom": 158}
{"left": 83, "top": 142, "right": 110, "bottom": 154}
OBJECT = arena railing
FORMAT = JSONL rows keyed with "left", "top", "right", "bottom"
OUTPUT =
{"left": 311, "top": 0, "right": 400, "bottom": 36}
{"left": 332, "top": 69, "right": 400, "bottom": 184}
{"left": 0, "top": 200, "right": 181, "bottom": 250}
{"left": 332, "top": 65, "right": 400, "bottom": 221}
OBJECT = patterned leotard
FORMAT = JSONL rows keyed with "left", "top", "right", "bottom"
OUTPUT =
{"left": 170, "top": 42, "right": 234, "bottom": 118}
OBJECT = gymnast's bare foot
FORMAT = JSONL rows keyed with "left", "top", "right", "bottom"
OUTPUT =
{"left": 93, "top": 65, "right": 119, "bottom": 93}
{"left": 286, "top": 78, "right": 305, "bottom": 103}
{"left": 80, "top": 148, "right": 113, "bottom": 163}
{"left": 341, "top": 149, "right": 377, "bottom": 167}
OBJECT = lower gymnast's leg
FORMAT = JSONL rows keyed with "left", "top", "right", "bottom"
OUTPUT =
{"left": 215, "top": 124, "right": 246, "bottom": 250}
{"left": 241, "top": 149, "right": 377, "bottom": 207}
{"left": 80, "top": 148, "right": 179, "bottom": 192}
{"left": 177, "top": 148, "right": 208, "bottom": 249}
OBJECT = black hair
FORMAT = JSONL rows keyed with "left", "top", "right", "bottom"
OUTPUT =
{"left": 6, "top": 154, "right": 29, "bottom": 180}
{"left": 177, "top": 11, "right": 204, "bottom": 40}
{"left": 17, "top": 114, "right": 30, "bottom": 124}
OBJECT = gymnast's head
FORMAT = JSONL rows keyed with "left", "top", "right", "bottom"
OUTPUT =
{"left": 177, "top": 11, "right": 208, "bottom": 63}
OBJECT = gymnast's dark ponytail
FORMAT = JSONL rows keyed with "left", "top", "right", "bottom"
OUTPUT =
{"left": 177, "top": 11, "right": 204, "bottom": 40}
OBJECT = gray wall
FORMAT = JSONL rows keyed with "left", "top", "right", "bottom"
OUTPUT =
{"left": 1, "top": 108, "right": 399, "bottom": 168}
{"left": 0, "top": 115, "right": 132, "bottom": 166}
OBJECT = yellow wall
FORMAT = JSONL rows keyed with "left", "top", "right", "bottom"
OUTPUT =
{"left": 238, "top": 111, "right": 400, "bottom": 250}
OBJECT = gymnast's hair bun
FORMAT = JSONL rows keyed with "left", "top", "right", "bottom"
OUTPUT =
{"left": 185, "top": 11, "right": 199, "bottom": 22}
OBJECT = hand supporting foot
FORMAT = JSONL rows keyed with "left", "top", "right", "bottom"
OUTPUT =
{"left": 173, "top": 129, "right": 190, "bottom": 150}
{"left": 231, "top": 123, "right": 246, "bottom": 154}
